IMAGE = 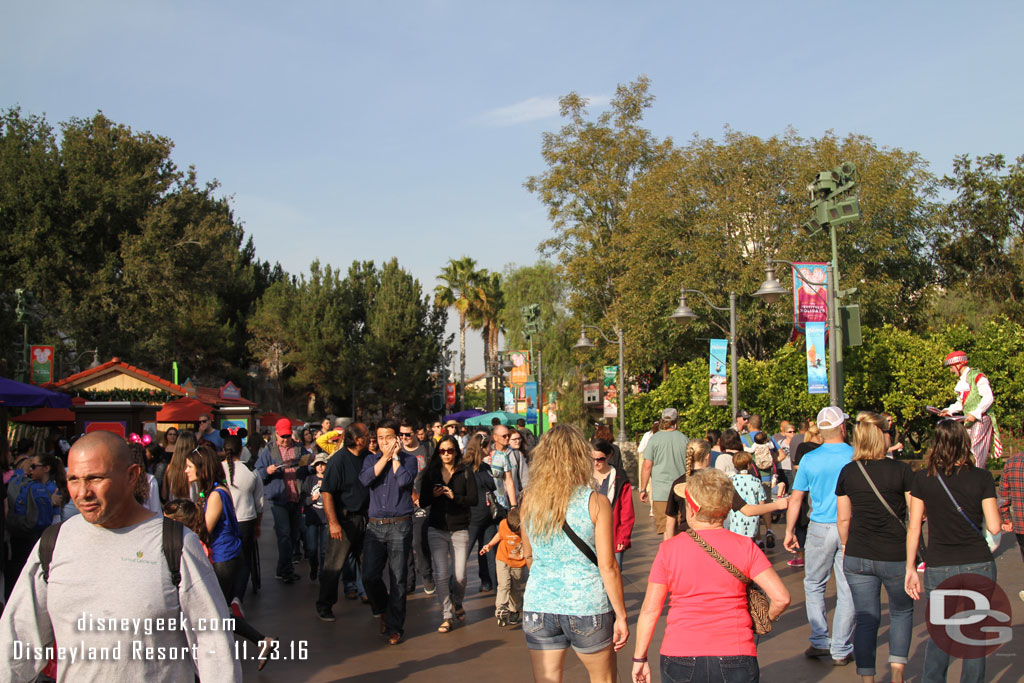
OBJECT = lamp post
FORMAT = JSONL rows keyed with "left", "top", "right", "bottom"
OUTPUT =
{"left": 668, "top": 288, "right": 738, "bottom": 423}
{"left": 754, "top": 259, "right": 841, "bottom": 408}
{"left": 573, "top": 324, "right": 627, "bottom": 444}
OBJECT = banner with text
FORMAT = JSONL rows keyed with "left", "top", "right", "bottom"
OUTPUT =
{"left": 30, "top": 345, "right": 54, "bottom": 385}
{"left": 709, "top": 339, "right": 728, "bottom": 406}
{"left": 805, "top": 321, "right": 829, "bottom": 394}
{"left": 524, "top": 381, "right": 538, "bottom": 425}
{"left": 603, "top": 365, "right": 618, "bottom": 419}
{"left": 791, "top": 262, "right": 829, "bottom": 340}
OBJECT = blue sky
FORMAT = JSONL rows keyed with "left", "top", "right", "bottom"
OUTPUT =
{"left": 4, "top": 1, "right": 1021, "bottom": 375}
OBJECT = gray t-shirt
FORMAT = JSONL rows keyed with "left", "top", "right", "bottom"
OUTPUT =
{"left": 0, "top": 514, "right": 241, "bottom": 682}
{"left": 644, "top": 430, "right": 690, "bottom": 501}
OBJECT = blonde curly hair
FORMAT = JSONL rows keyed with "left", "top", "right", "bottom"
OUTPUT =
{"left": 520, "top": 423, "right": 594, "bottom": 541}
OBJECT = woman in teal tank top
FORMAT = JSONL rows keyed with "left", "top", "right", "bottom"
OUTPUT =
{"left": 520, "top": 424, "right": 629, "bottom": 682}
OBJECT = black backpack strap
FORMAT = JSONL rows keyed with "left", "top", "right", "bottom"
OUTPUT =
{"left": 39, "top": 522, "right": 64, "bottom": 583}
{"left": 162, "top": 516, "right": 184, "bottom": 591}
{"left": 561, "top": 521, "right": 599, "bottom": 566}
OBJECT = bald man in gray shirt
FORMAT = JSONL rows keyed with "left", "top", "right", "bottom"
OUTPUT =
{"left": 0, "top": 432, "right": 241, "bottom": 682}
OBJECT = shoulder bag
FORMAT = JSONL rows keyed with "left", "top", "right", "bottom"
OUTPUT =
{"left": 935, "top": 471, "right": 1000, "bottom": 552}
{"left": 685, "top": 528, "right": 772, "bottom": 635}
{"left": 855, "top": 460, "right": 926, "bottom": 559}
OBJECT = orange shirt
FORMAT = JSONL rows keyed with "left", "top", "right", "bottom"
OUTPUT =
{"left": 496, "top": 519, "right": 527, "bottom": 568}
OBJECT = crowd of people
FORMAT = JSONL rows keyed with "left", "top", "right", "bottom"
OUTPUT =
{"left": 0, "top": 347, "right": 1020, "bottom": 682}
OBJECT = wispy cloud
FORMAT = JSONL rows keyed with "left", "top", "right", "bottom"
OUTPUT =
{"left": 478, "top": 94, "right": 609, "bottom": 126}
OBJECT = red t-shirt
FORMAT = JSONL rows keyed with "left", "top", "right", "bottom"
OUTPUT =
{"left": 648, "top": 528, "right": 771, "bottom": 657}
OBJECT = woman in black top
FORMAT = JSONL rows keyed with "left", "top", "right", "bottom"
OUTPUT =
{"left": 421, "top": 435, "right": 478, "bottom": 633}
{"left": 904, "top": 419, "right": 1001, "bottom": 683}
{"left": 464, "top": 434, "right": 498, "bottom": 592}
{"left": 836, "top": 412, "right": 914, "bottom": 683}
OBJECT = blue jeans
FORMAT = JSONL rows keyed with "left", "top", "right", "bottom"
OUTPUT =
{"left": 803, "top": 521, "right": 854, "bottom": 658}
{"left": 467, "top": 516, "right": 497, "bottom": 588}
{"left": 660, "top": 655, "right": 759, "bottom": 683}
{"left": 305, "top": 522, "right": 326, "bottom": 573}
{"left": 342, "top": 547, "right": 366, "bottom": 596}
{"left": 922, "top": 561, "right": 997, "bottom": 683}
{"left": 270, "top": 502, "right": 301, "bottom": 576}
{"left": 363, "top": 519, "right": 412, "bottom": 635}
{"left": 427, "top": 527, "right": 471, "bottom": 620}
{"left": 843, "top": 555, "right": 914, "bottom": 676}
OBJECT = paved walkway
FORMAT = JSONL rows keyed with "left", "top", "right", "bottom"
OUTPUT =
{"left": 242, "top": 493, "right": 1024, "bottom": 682}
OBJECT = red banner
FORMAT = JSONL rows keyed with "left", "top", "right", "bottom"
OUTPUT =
{"left": 790, "top": 262, "right": 828, "bottom": 340}
{"left": 445, "top": 382, "right": 456, "bottom": 406}
{"left": 30, "top": 345, "right": 54, "bottom": 384}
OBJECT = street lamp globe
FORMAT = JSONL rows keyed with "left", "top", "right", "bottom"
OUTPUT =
{"left": 668, "top": 289, "right": 697, "bottom": 326}
{"left": 753, "top": 264, "right": 788, "bottom": 304}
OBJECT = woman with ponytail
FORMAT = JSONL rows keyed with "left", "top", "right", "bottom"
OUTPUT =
{"left": 219, "top": 429, "right": 264, "bottom": 603}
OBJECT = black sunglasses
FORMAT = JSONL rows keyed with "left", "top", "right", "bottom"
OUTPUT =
{"left": 438, "top": 447, "right": 457, "bottom": 455}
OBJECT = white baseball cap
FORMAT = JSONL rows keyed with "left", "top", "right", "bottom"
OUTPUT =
{"left": 816, "top": 406, "right": 849, "bottom": 429}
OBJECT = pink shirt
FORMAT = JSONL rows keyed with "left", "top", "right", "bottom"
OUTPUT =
{"left": 648, "top": 528, "right": 771, "bottom": 657}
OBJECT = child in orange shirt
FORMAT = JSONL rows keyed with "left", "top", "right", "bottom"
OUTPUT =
{"left": 480, "top": 508, "right": 529, "bottom": 626}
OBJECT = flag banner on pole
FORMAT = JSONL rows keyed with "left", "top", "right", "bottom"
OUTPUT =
{"left": 603, "top": 365, "right": 618, "bottom": 419}
{"left": 806, "top": 321, "right": 828, "bottom": 394}
{"left": 524, "top": 382, "right": 538, "bottom": 424}
{"left": 790, "top": 262, "right": 829, "bottom": 340}
{"left": 30, "top": 345, "right": 54, "bottom": 385}
{"left": 509, "top": 350, "right": 530, "bottom": 386}
{"left": 502, "top": 387, "right": 513, "bottom": 411}
{"left": 709, "top": 339, "right": 728, "bottom": 406}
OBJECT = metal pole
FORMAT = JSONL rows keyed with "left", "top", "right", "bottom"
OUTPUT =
{"left": 537, "top": 346, "right": 544, "bottom": 435}
{"left": 827, "top": 262, "right": 839, "bottom": 408}
{"left": 830, "top": 225, "right": 844, "bottom": 408}
{"left": 729, "top": 291, "right": 738, "bottom": 424}
{"left": 616, "top": 327, "right": 627, "bottom": 443}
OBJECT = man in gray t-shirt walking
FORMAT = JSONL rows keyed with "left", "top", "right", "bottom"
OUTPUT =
{"left": 639, "top": 407, "right": 689, "bottom": 534}
{"left": 0, "top": 431, "right": 239, "bottom": 682}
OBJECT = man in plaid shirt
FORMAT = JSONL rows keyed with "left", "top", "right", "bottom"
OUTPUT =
{"left": 998, "top": 447, "right": 1024, "bottom": 603}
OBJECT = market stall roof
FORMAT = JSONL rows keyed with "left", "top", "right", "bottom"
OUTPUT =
{"left": 53, "top": 357, "right": 187, "bottom": 396}
{"left": 0, "top": 377, "right": 73, "bottom": 408}
{"left": 156, "top": 397, "right": 215, "bottom": 423}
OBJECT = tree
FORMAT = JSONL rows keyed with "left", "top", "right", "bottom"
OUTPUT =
{"left": 469, "top": 271, "right": 504, "bottom": 410}
{"left": 434, "top": 257, "right": 483, "bottom": 411}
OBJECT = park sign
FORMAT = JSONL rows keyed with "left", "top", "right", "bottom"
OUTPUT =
{"left": 30, "top": 345, "right": 54, "bottom": 385}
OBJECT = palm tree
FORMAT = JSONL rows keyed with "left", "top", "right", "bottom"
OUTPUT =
{"left": 434, "top": 257, "right": 483, "bottom": 411}
{"left": 472, "top": 272, "right": 504, "bottom": 411}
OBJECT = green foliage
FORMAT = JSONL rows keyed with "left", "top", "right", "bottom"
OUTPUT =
{"left": 434, "top": 256, "right": 485, "bottom": 410}
{"left": 79, "top": 388, "right": 177, "bottom": 403}
{"left": 626, "top": 321, "right": 1024, "bottom": 453}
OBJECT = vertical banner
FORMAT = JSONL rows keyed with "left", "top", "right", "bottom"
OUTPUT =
{"left": 805, "top": 321, "right": 829, "bottom": 394}
{"left": 790, "top": 262, "right": 829, "bottom": 340}
{"left": 708, "top": 339, "right": 728, "bottom": 406}
{"left": 445, "top": 382, "right": 456, "bottom": 407}
{"left": 502, "top": 387, "right": 513, "bottom": 411}
{"left": 524, "top": 381, "right": 538, "bottom": 425}
{"left": 603, "top": 365, "right": 618, "bottom": 419}
{"left": 30, "top": 345, "right": 54, "bottom": 385}
{"left": 509, "top": 350, "right": 530, "bottom": 386}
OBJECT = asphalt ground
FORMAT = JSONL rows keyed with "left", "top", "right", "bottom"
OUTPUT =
{"left": 241, "top": 492, "right": 1024, "bottom": 682}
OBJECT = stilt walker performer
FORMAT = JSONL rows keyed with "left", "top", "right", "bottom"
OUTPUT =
{"left": 939, "top": 350, "right": 1002, "bottom": 469}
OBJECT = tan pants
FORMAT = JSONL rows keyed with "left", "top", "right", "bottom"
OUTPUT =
{"left": 495, "top": 560, "right": 528, "bottom": 616}
{"left": 653, "top": 500, "right": 669, "bottom": 535}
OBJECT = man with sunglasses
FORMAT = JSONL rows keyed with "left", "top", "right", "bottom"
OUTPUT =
{"left": 195, "top": 413, "right": 223, "bottom": 451}
{"left": 398, "top": 420, "right": 435, "bottom": 595}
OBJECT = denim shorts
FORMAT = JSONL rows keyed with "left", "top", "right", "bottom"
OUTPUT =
{"left": 522, "top": 611, "right": 614, "bottom": 654}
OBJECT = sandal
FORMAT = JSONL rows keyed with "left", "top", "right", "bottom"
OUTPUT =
{"left": 454, "top": 606, "right": 466, "bottom": 621}
{"left": 437, "top": 619, "right": 454, "bottom": 633}
{"left": 257, "top": 637, "right": 276, "bottom": 671}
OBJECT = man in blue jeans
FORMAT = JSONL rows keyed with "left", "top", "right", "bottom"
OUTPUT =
{"left": 359, "top": 420, "right": 418, "bottom": 645}
{"left": 784, "top": 406, "right": 855, "bottom": 665}
{"left": 255, "top": 417, "right": 308, "bottom": 584}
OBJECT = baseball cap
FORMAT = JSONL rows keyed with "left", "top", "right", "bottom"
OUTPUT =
{"left": 275, "top": 418, "right": 293, "bottom": 439}
{"left": 312, "top": 453, "right": 329, "bottom": 466}
{"left": 661, "top": 407, "right": 678, "bottom": 421}
{"left": 737, "top": 409, "right": 751, "bottom": 419}
{"left": 816, "top": 406, "right": 849, "bottom": 430}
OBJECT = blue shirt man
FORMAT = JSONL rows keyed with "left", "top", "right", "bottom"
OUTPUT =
{"left": 358, "top": 420, "right": 417, "bottom": 644}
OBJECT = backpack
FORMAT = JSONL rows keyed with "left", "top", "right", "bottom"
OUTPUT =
{"left": 5, "top": 474, "right": 40, "bottom": 536}
{"left": 38, "top": 517, "right": 185, "bottom": 594}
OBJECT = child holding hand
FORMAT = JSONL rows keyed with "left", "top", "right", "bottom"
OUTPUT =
{"left": 480, "top": 508, "right": 529, "bottom": 626}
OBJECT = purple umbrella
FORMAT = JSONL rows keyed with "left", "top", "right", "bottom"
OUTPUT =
{"left": 443, "top": 408, "right": 486, "bottom": 423}
{"left": 0, "top": 376, "right": 72, "bottom": 408}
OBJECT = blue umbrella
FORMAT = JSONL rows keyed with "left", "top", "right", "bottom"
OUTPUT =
{"left": 443, "top": 408, "right": 486, "bottom": 423}
{"left": 0, "top": 377, "right": 72, "bottom": 408}
{"left": 464, "top": 411, "right": 527, "bottom": 427}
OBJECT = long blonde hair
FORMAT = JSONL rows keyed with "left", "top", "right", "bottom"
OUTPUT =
{"left": 685, "top": 438, "right": 711, "bottom": 477}
{"left": 853, "top": 411, "right": 888, "bottom": 461}
{"left": 520, "top": 423, "right": 593, "bottom": 541}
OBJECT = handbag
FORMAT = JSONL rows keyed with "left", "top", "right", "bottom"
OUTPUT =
{"left": 935, "top": 472, "right": 1000, "bottom": 552}
{"left": 685, "top": 528, "right": 772, "bottom": 635}
{"left": 485, "top": 491, "right": 507, "bottom": 522}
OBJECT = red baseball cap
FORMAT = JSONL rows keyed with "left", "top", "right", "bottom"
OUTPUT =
{"left": 275, "top": 418, "right": 293, "bottom": 439}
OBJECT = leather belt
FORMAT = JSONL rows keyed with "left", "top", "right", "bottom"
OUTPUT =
{"left": 368, "top": 515, "right": 411, "bottom": 525}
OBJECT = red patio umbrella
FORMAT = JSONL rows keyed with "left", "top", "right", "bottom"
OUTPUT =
{"left": 259, "top": 411, "right": 285, "bottom": 427}
{"left": 156, "top": 397, "right": 214, "bottom": 423}
{"left": 10, "top": 406, "right": 76, "bottom": 426}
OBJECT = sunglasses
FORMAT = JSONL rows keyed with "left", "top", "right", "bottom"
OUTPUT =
{"left": 199, "top": 419, "right": 209, "bottom": 424}
{"left": 438, "top": 447, "right": 457, "bottom": 455}
{"left": 399, "top": 431, "right": 414, "bottom": 437}
{"left": 592, "top": 456, "right": 607, "bottom": 463}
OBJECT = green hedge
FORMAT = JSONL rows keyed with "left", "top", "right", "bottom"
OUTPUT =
{"left": 626, "top": 318, "right": 1024, "bottom": 459}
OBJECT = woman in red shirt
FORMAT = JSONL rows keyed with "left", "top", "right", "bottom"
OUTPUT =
{"left": 631, "top": 468, "right": 790, "bottom": 683}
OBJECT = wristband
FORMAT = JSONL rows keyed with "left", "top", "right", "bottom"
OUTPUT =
{"left": 632, "top": 657, "right": 647, "bottom": 663}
